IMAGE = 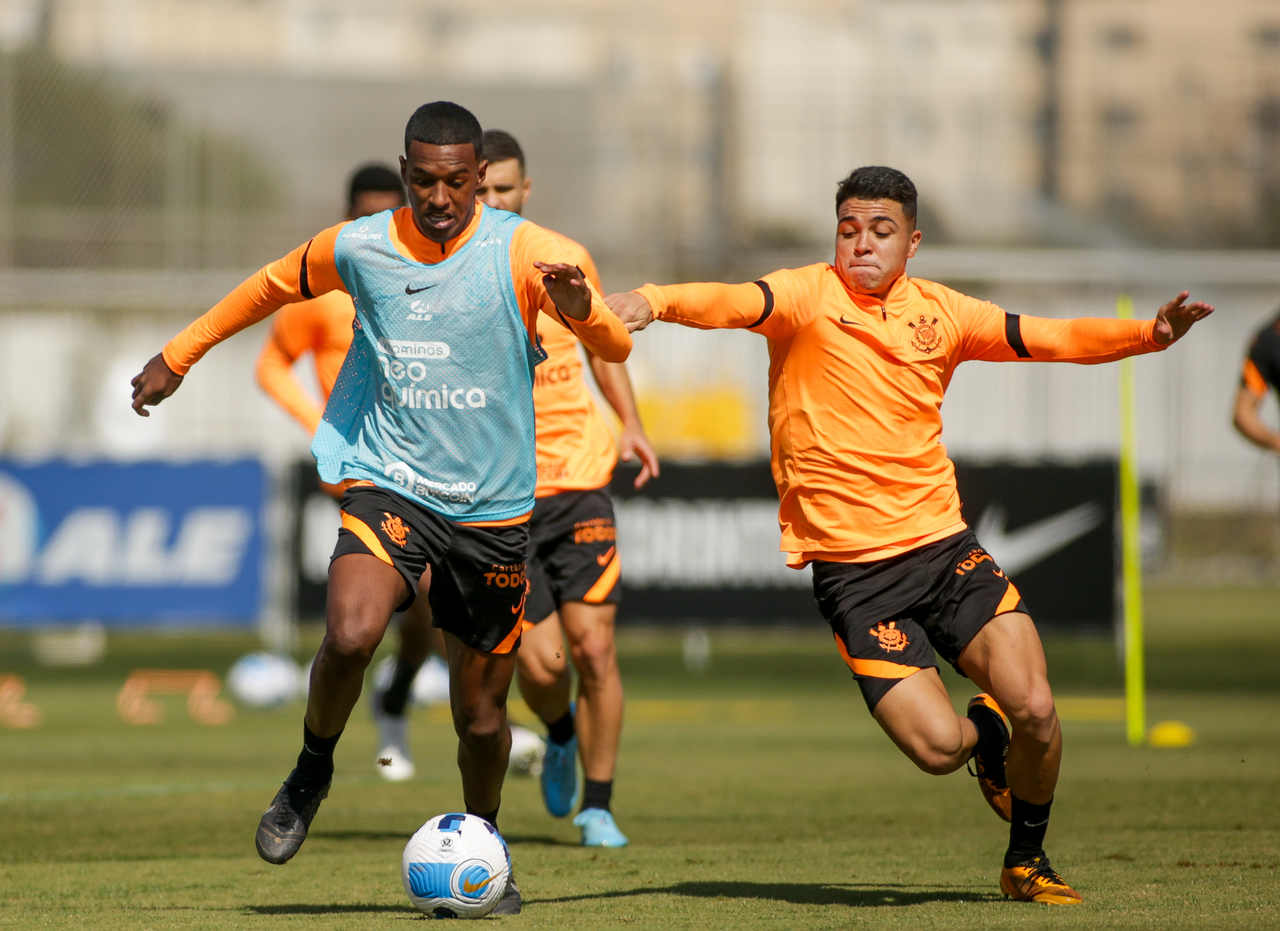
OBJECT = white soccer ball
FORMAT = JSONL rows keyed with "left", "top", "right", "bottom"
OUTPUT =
{"left": 402, "top": 813, "right": 511, "bottom": 918}
{"left": 225, "top": 652, "right": 302, "bottom": 708}
{"left": 508, "top": 723, "right": 545, "bottom": 777}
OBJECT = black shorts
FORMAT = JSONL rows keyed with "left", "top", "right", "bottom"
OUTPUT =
{"left": 812, "top": 529, "right": 1028, "bottom": 712}
{"left": 525, "top": 488, "right": 621, "bottom": 624}
{"left": 332, "top": 485, "right": 530, "bottom": 654}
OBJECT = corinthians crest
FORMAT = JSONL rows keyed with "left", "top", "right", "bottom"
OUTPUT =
{"left": 907, "top": 314, "right": 942, "bottom": 353}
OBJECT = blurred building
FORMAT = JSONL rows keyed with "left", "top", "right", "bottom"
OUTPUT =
{"left": 1, "top": 0, "right": 1279, "bottom": 532}
{"left": 2, "top": 0, "right": 1277, "bottom": 267}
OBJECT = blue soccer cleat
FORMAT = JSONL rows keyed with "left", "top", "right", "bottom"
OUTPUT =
{"left": 540, "top": 735, "right": 578, "bottom": 818}
{"left": 574, "top": 807, "right": 629, "bottom": 847}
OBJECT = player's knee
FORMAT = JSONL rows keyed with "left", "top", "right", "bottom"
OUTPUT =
{"left": 902, "top": 723, "right": 968, "bottom": 775}
{"left": 1007, "top": 683, "right": 1058, "bottom": 745}
{"left": 452, "top": 702, "right": 505, "bottom": 746}
{"left": 318, "top": 625, "right": 379, "bottom": 669}
{"left": 567, "top": 631, "right": 615, "bottom": 684}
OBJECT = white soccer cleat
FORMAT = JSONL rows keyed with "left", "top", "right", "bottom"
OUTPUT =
{"left": 373, "top": 696, "right": 415, "bottom": 782}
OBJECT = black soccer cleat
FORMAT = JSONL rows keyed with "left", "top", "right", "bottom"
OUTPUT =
{"left": 254, "top": 769, "right": 330, "bottom": 865}
{"left": 489, "top": 871, "right": 522, "bottom": 916}
{"left": 966, "top": 693, "right": 1012, "bottom": 822}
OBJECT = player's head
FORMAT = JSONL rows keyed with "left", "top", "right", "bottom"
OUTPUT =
{"left": 345, "top": 162, "right": 405, "bottom": 220}
{"left": 400, "top": 101, "right": 486, "bottom": 244}
{"left": 832, "top": 166, "right": 923, "bottom": 299}
{"left": 476, "top": 129, "right": 531, "bottom": 215}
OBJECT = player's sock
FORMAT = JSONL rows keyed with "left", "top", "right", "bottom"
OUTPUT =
{"left": 581, "top": 779, "right": 613, "bottom": 812}
{"left": 380, "top": 658, "right": 418, "bottom": 716}
{"left": 469, "top": 806, "right": 500, "bottom": 833}
{"left": 1004, "top": 795, "right": 1053, "bottom": 867}
{"left": 295, "top": 723, "right": 341, "bottom": 786}
{"left": 546, "top": 709, "right": 575, "bottom": 746}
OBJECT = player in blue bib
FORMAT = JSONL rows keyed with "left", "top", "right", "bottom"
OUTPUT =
{"left": 130, "top": 101, "right": 632, "bottom": 914}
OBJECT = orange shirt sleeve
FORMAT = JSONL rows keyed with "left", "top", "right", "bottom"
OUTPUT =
{"left": 955, "top": 293, "right": 1162, "bottom": 364}
{"left": 162, "top": 222, "right": 347, "bottom": 375}
{"left": 636, "top": 268, "right": 813, "bottom": 340}
{"left": 255, "top": 307, "right": 324, "bottom": 435}
{"left": 510, "top": 223, "right": 630, "bottom": 363}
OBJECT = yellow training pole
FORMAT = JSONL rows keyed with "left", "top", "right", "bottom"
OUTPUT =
{"left": 1117, "top": 295, "right": 1145, "bottom": 746}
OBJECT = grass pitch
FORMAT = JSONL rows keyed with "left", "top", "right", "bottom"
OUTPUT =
{"left": 2, "top": 584, "right": 1278, "bottom": 929}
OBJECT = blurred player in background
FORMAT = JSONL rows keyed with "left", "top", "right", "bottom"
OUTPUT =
{"left": 1232, "top": 308, "right": 1280, "bottom": 453}
{"left": 608, "top": 165, "right": 1213, "bottom": 905}
{"left": 131, "top": 100, "right": 632, "bottom": 913}
{"left": 477, "top": 128, "right": 657, "bottom": 846}
{"left": 254, "top": 162, "right": 541, "bottom": 783}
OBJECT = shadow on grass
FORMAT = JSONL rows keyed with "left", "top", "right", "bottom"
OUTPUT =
{"left": 537, "top": 880, "right": 1001, "bottom": 908}
{"left": 244, "top": 903, "right": 413, "bottom": 916}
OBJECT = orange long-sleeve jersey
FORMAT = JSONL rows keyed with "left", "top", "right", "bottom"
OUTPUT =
{"left": 254, "top": 291, "right": 354, "bottom": 435}
{"left": 532, "top": 245, "right": 618, "bottom": 496}
{"left": 163, "top": 203, "right": 630, "bottom": 379}
{"left": 637, "top": 266, "right": 1164, "bottom": 565}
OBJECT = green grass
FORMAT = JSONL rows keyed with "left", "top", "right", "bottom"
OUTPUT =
{"left": 2, "top": 585, "right": 1279, "bottom": 928}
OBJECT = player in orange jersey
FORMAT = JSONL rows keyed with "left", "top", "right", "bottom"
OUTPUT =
{"left": 475, "top": 129, "right": 656, "bottom": 846}
{"left": 1233, "top": 308, "right": 1280, "bottom": 453}
{"left": 132, "top": 101, "right": 632, "bottom": 913}
{"left": 254, "top": 162, "right": 451, "bottom": 783}
{"left": 607, "top": 165, "right": 1213, "bottom": 905}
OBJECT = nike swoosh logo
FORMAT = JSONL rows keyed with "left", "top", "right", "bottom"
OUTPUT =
{"left": 596, "top": 545, "right": 616, "bottom": 566}
{"left": 462, "top": 875, "right": 494, "bottom": 894}
{"left": 1022, "top": 818, "right": 1050, "bottom": 828}
{"left": 404, "top": 284, "right": 432, "bottom": 295}
{"left": 838, "top": 315, "right": 867, "bottom": 326}
{"left": 973, "top": 502, "right": 1104, "bottom": 576}
{"left": 510, "top": 580, "right": 529, "bottom": 615}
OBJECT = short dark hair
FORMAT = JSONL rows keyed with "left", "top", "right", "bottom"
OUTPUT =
{"left": 346, "top": 162, "right": 404, "bottom": 212}
{"left": 481, "top": 129, "right": 525, "bottom": 173}
{"left": 835, "top": 166, "right": 918, "bottom": 224}
{"left": 404, "top": 101, "right": 484, "bottom": 158}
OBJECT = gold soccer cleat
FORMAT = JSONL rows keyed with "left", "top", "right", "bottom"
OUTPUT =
{"left": 1000, "top": 855, "right": 1083, "bottom": 905}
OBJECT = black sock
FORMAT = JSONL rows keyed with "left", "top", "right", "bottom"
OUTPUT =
{"left": 546, "top": 710, "right": 575, "bottom": 746}
{"left": 380, "top": 657, "right": 419, "bottom": 717}
{"left": 969, "top": 707, "right": 1007, "bottom": 780}
{"left": 581, "top": 779, "right": 613, "bottom": 812}
{"left": 469, "top": 807, "right": 500, "bottom": 833}
{"left": 294, "top": 723, "right": 341, "bottom": 785}
{"left": 1005, "top": 795, "right": 1053, "bottom": 867}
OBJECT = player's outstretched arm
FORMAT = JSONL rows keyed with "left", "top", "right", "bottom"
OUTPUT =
{"left": 130, "top": 353, "right": 184, "bottom": 416}
{"left": 605, "top": 292, "right": 655, "bottom": 333}
{"left": 965, "top": 290, "right": 1214, "bottom": 364}
{"left": 1152, "top": 291, "right": 1215, "bottom": 346}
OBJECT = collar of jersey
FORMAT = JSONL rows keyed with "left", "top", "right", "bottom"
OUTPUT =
{"left": 836, "top": 270, "right": 914, "bottom": 318}
{"left": 390, "top": 201, "right": 484, "bottom": 264}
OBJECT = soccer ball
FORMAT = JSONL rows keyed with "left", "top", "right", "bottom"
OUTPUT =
{"left": 225, "top": 652, "right": 302, "bottom": 708}
{"left": 402, "top": 813, "right": 511, "bottom": 918}
{"left": 508, "top": 723, "right": 546, "bottom": 777}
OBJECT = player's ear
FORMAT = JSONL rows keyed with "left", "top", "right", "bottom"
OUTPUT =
{"left": 907, "top": 228, "right": 923, "bottom": 258}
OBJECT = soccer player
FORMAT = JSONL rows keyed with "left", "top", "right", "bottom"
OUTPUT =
{"left": 254, "top": 162, "right": 540, "bottom": 783}
{"left": 477, "top": 129, "right": 658, "bottom": 847}
{"left": 606, "top": 165, "right": 1213, "bottom": 905}
{"left": 1232, "top": 308, "right": 1280, "bottom": 453}
{"left": 130, "top": 101, "right": 632, "bottom": 914}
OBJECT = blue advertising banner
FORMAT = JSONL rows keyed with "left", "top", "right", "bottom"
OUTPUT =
{"left": 0, "top": 459, "right": 266, "bottom": 626}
